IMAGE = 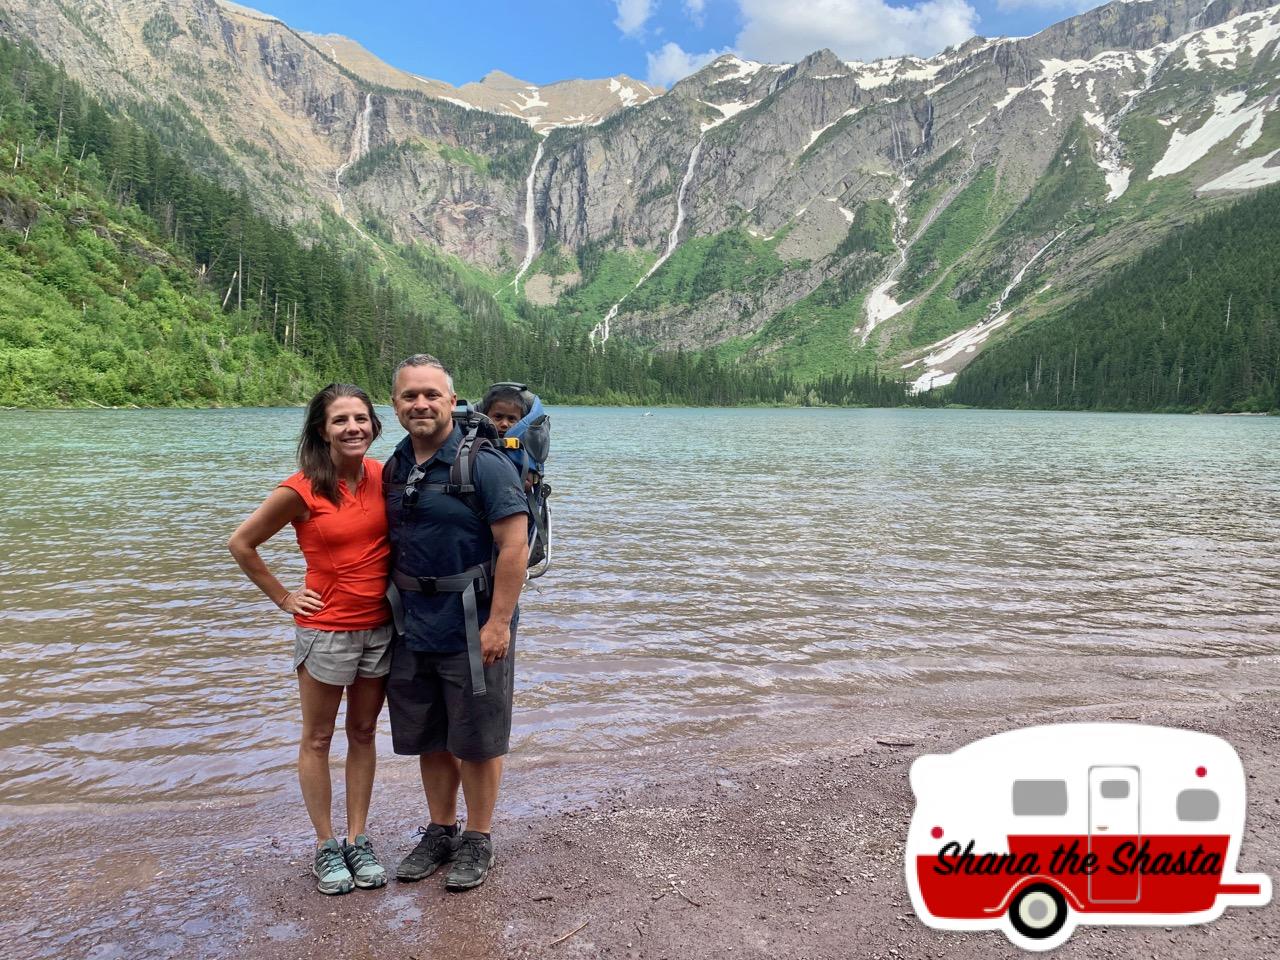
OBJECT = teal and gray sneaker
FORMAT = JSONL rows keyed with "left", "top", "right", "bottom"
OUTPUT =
{"left": 313, "top": 838, "right": 354, "bottom": 895}
{"left": 342, "top": 834, "right": 387, "bottom": 889}
{"left": 445, "top": 831, "right": 495, "bottom": 892}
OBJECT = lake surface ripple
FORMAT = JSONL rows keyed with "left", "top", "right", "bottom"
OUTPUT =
{"left": 1, "top": 407, "right": 1278, "bottom": 807}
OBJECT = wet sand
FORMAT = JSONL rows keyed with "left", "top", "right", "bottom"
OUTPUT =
{"left": 9, "top": 679, "right": 1280, "bottom": 960}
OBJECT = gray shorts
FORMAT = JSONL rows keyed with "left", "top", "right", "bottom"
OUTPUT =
{"left": 386, "top": 628, "right": 516, "bottom": 762}
{"left": 294, "top": 625, "right": 393, "bottom": 687}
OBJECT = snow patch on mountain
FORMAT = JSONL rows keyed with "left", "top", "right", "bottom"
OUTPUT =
{"left": 1246, "top": 17, "right": 1280, "bottom": 56}
{"left": 1027, "top": 51, "right": 1149, "bottom": 119}
{"left": 1150, "top": 92, "right": 1265, "bottom": 178}
{"left": 826, "top": 198, "right": 855, "bottom": 223}
{"left": 848, "top": 57, "right": 944, "bottom": 90}
{"left": 1198, "top": 149, "right": 1280, "bottom": 191}
{"left": 908, "top": 312, "right": 1014, "bottom": 393}
{"left": 1183, "top": 25, "right": 1240, "bottom": 70}
{"left": 805, "top": 122, "right": 837, "bottom": 149}
{"left": 716, "top": 56, "right": 766, "bottom": 81}
{"left": 699, "top": 100, "right": 761, "bottom": 131}
{"left": 513, "top": 88, "right": 549, "bottom": 112}
{"left": 804, "top": 106, "right": 865, "bottom": 150}
{"left": 994, "top": 86, "right": 1025, "bottom": 112}
{"left": 1181, "top": 9, "right": 1280, "bottom": 71}
{"left": 910, "top": 370, "right": 957, "bottom": 392}
{"left": 436, "top": 94, "right": 476, "bottom": 110}
{"left": 1082, "top": 111, "right": 1132, "bottom": 201}
{"left": 609, "top": 78, "right": 640, "bottom": 107}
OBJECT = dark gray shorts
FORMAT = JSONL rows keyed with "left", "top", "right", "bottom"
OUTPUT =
{"left": 386, "top": 628, "right": 516, "bottom": 762}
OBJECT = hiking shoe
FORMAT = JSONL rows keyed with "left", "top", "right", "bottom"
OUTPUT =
{"left": 396, "top": 824, "right": 459, "bottom": 882}
{"left": 313, "top": 838, "right": 354, "bottom": 895}
{"left": 445, "top": 831, "right": 494, "bottom": 892}
{"left": 342, "top": 834, "right": 387, "bottom": 889}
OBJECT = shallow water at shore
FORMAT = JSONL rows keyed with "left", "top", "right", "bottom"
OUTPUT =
{"left": 1, "top": 406, "right": 1278, "bottom": 810}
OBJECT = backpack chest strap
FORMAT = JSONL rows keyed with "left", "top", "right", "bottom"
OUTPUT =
{"left": 385, "top": 481, "right": 478, "bottom": 496}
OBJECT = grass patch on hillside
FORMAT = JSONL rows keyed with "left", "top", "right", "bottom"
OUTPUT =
{"left": 1117, "top": 113, "right": 1172, "bottom": 184}
{"left": 835, "top": 200, "right": 895, "bottom": 257}
{"left": 341, "top": 138, "right": 504, "bottom": 188}
{"left": 438, "top": 143, "right": 490, "bottom": 176}
{"left": 897, "top": 166, "right": 999, "bottom": 299}
{"left": 620, "top": 229, "right": 797, "bottom": 314}
{"left": 720, "top": 253, "right": 886, "bottom": 380}
{"left": 998, "top": 118, "right": 1108, "bottom": 239}
{"left": 901, "top": 276, "right": 992, "bottom": 348}
{"left": 549, "top": 244, "right": 655, "bottom": 329}
{"left": 905, "top": 146, "right": 962, "bottom": 233}
{"left": 526, "top": 239, "right": 578, "bottom": 279}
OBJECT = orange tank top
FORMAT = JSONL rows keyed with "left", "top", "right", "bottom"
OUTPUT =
{"left": 278, "top": 458, "right": 390, "bottom": 630}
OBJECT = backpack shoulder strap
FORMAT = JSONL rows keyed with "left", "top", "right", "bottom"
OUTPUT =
{"left": 382, "top": 451, "right": 403, "bottom": 494}
{"left": 449, "top": 427, "right": 489, "bottom": 520}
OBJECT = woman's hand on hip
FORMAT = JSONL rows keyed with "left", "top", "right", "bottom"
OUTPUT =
{"left": 278, "top": 587, "right": 324, "bottom": 616}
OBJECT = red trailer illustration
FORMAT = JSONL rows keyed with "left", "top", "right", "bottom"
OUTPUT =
{"left": 906, "top": 723, "right": 1270, "bottom": 950}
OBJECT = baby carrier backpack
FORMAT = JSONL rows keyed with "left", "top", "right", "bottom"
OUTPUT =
{"left": 480, "top": 382, "right": 551, "bottom": 579}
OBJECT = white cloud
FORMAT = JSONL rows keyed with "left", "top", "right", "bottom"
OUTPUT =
{"left": 615, "top": 0, "right": 656, "bottom": 37}
{"left": 685, "top": 0, "right": 708, "bottom": 25}
{"left": 646, "top": 41, "right": 732, "bottom": 86}
{"left": 735, "top": 0, "right": 979, "bottom": 63}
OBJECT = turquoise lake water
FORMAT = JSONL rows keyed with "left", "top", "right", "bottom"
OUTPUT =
{"left": 1, "top": 406, "right": 1278, "bottom": 807}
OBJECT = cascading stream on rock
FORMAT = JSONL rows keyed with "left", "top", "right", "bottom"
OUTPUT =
{"left": 591, "top": 136, "right": 704, "bottom": 345}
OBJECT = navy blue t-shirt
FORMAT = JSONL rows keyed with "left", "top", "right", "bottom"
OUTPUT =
{"left": 386, "top": 427, "right": 530, "bottom": 653}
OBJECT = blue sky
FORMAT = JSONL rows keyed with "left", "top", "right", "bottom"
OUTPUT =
{"left": 245, "top": 0, "right": 1103, "bottom": 87}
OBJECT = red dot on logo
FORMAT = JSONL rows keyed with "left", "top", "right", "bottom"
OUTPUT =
{"left": 1196, "top": 766, "right": 1207, "bottom": 778}
{"left": 931, "top": 826, "right": 943, "bottom": 839}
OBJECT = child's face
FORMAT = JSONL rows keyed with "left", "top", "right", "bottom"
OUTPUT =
{"left": 487, "top": 400, "right": 524, "bottom": 436}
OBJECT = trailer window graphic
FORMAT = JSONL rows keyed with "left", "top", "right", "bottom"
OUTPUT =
{"left": 905, "top": 724, "right": 1270, "bottom": 951}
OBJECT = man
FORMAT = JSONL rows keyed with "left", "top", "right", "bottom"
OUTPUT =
{"left": 384, "top": 354, "right": 530, "bottom": 891}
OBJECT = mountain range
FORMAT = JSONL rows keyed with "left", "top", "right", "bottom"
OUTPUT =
{"left": 1, "top": 0, "right": 1278, "bottom": 393}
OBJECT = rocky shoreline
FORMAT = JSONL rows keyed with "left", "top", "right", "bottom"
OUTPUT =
{"left": 9, "top": 686, "right": 1280, "bottom": 960}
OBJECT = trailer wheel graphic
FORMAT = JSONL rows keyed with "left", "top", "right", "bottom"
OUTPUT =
{"left": 1009, "top": 884, "right": 1069, "bottom": 942}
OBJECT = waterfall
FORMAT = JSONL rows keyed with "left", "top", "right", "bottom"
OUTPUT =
{"left": 591, "top": 137, "right": 704, "bottom": 345}
{"left": 512, "top": 139, "right": 546, "bottom": 294}
{"left": 990, "top": 231, "right": 1063, "bottom": 317}
{"left": 334, "top": 93, "right": 374, "bottom": 215}
{"left": 904, "top": 230, "right": 1065, "bottom": 393}
{"left": 655, "top": 137, "right": 704, "bottom": 270}
{"left": 862, "top": 145, "right": 980, "bottom": 342}
{"left": 861, "top": 176, "right": 912, "bottom": 341}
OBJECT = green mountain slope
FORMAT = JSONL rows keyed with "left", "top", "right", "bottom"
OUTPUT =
{"left": 0, "top": 38, "right": 817, "bottom": 407}
{"left": 950, "top": 184, "right": 1280, "bottom": 412}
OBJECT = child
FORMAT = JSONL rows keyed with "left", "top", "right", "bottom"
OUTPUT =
{"left": 479, "top": 384, "right": 538, "bottom": 492}
{"left": 477, "top": 383, "right": 551, "bottom": 577}
{"left": 480, "top": 384, "right": 529, "bottom": 439}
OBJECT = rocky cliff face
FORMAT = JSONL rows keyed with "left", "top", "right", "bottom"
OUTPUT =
{"left": 305, "top": 31, "right": 660, "bottom": 133}
{"left": 2, "top": 0, "right": 1278, "bottom": 382}
{"left": 520, "top": 0, "right": 1280, "bottom": 387}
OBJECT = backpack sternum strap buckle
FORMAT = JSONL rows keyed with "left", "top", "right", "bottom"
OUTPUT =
{"left": 392, "top": 565, "right": 492, "bottom": 598}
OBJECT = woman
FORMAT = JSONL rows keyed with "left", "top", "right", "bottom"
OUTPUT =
{"left": 228, "top": 383, "right": 391, "bottom": 896}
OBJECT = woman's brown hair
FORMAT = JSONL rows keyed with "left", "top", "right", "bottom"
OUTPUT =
{"left": 297, "top": 383, "right": 382, "bottom": 506}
